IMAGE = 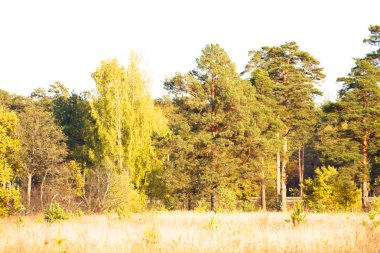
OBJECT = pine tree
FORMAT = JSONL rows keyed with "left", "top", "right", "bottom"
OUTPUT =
{"left": 165, "top": 44, "right": 268, "bottom": 211}
{"left": 245, "top": 42, "right": 324, "bottom": 211}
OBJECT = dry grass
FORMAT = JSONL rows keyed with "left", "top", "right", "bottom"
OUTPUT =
{"left": 1, "top": 212, "right": 379, "bottom": 253}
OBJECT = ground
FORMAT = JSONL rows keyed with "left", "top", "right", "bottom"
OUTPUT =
{"left": 1, "top": 212, "right": 379, "bottom": 253}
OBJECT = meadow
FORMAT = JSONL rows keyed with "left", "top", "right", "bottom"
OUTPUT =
{"left": 1, "top": 212, "right": 379, "bottom": 253}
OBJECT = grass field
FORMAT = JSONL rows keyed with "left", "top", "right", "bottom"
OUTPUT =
{"left": 1, "top": 212, "right": 379, "bottom": 253}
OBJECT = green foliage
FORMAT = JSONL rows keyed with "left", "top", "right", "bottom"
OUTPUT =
{"left": 0, "top": 184, "right": 23, "bottom": 216}
{"left": 44, "top": 203, "right": 69, "bottom": 222}
{"left": 164, "top": 44, "right": 270, "bottom": 211}
{"left": 216, "top": 188, "right": 237, "bottom": 212}
{"left": 143, "top": 225, "right": 161, "bottom": 244}
{"left": 194, "top": 200, "right": 210, "bottom": 212}
{"left": 204, "top": 216, "right": 218, "bottom": 230}
{"left": 363, "top": 197, "right": 380, "bottom": 229}
{"left": 15, "top": 216, "right": 26, "bottom": 227}
{"left": 370, "top": 197, "right": 380, "bottom": 225}
{"left": 66, "top": 161, "right": 85, "bottom": 197}
{"left": 104, "top": 171, "right": 146, "bottom": 214}
{"left": 287, "top": 201, "right": 306, "bottom": 226}
{"left": 303, "top": 166, "right": 361, "bottom": 212}
{"left": 0, "top": 107, "right": 23, "bottom": 216}
{"left": 240, "top": 200, "right": 255, "bottom": 212}
{"left": 91, "top": 54, "right": 168, "bottom": 192}
{"left": 18, "top": 103, "right": 67, "bottom": 210}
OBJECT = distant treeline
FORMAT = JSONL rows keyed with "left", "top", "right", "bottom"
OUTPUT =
{"left": 0, "top": 25, "right": 379, "bottom": 216}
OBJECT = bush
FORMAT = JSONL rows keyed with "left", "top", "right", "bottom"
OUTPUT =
{"left": 44, "top": 203, "right": 68, "bottom": 222}
{"left": 288, "top": 202, "right": 306, "bottom": 226}
{"left": 303, "top": 166, "right": 361, "bottom": 212}
{"left": 194, "top": 200, "right": 210, "bottom": 212}
{"left": 0, "top": 163, "right": 24, "bottom": 217}
{"left": 104, "top": 171, "right": 146, "bottom": 217}
{"left": 368, "top": 197, "right": 380, "bottom": 228}
{"left": 0, "top": 185, "right": 23, "bottom": 217}
{"left": 216, "top": 188, "right": 237, "bottom": 212}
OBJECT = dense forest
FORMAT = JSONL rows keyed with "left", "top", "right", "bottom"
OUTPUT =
{"left": 0, "top": 25, "right": 379, "bottom": 216}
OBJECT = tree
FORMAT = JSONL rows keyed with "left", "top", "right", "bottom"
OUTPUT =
{"left": 165, "top": 44, "right": 262, "bottom": 211}
{"left": 0, "top": 106, "right": 23, "bottom": 216}
{"left": 364, "top": 25, "right": 380, "bottom": 64}
{"left": 336, "top": 59, "right": 380, "bottom": 211}
{"left": 50, "top": 86, "right": 98, "bottom": 168}
{"left": 90, "top": 53, "right": 167, "bottom": 211}
{"left": 245, "top": 42, "right": 324, "bottom": 211}
{"left": 17, "top": 103, "right": 67, "bottom": 211}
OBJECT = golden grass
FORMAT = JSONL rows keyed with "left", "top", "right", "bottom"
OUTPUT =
{"left": 1, "top": 212, "right": 379, "bottom": 253}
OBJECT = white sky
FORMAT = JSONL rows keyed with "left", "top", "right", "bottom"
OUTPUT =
{"left": 0, "top": 0, "right": 379, "bottom": 101}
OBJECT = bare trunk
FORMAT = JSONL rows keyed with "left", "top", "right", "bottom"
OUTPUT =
{"left": 298, "top": 145, "right": 304, "bottom": 197}
{"left": 27, "top": 173, "right": 32, "bottom": 212}
{"left": 298, "top": 147, "right": 301, "bottom": 195}
{"left": 362, "top": 135, "right": 370, "bottom": 211}
{"left": 281, "top": 136, "right": 288, "bottom": 212}
{"left": 301, "top": 144, "right": 304, "bottom": 196}
{"left": 210, "top": 192, "right": 215, "bottom": 211}
{"left": 40, "top": 169, "right": 49, "bottom": 211}
{"left": 261, "top": 178, "right": 266, "bottom": 211}
{"left": 117, "top": 116, "right": 123, "bottom": 171}
{"left": 276, "top": 133, "right": 281, "bottom": 200}
{"left": 362, "top": 181, "right": 369, "bottom": 211}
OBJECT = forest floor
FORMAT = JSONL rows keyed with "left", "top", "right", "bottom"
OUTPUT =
{"left": 1, "top": 211, "right": 379, "bottom": 253}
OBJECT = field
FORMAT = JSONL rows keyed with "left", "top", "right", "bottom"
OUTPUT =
{"left": 1, "top": 212, "right": 379, "bottom": 253}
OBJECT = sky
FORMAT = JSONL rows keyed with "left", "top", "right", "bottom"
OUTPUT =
{"left": 0, "top": 0, "right": 379, "bottom": 102}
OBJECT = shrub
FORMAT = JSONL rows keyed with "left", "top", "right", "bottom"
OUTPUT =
{"left": 0, "top": 163, "right": 24, "bottom": 217}
{"left": 194, "top": 200, "right": 210, "bottom": 212}
{"left": 288, "top": 202, "right": 306, "bottom": 226}
{"left": 143, "top": 225, "right": 161, "bottom": 244}
{"left": 104, "top": 171, "right": 146, "bottom": 215}
{"left": 216, "top": 188, "right": 237, "bottom": 212}
{"left": 0, "top": 185, "right": 23, "bottom": 217}
{"left": 303, "top": 166, "right": 361, "bottom": 212}
{"left": 44, "top": 203, "right": 68, "bottom": 222}
{"left": 368, "top": 197, "right": 380, "bottom": 228}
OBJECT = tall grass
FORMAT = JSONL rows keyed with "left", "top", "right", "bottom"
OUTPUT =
{"left": 1, "top": 212, "right": 379, "bottom": 252}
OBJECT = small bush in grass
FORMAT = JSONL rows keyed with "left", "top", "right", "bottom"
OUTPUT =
{"left": 204, "top": 216, "right": 218, "bottom": 230}
{"left": 143, "top": 225, "right": 161, "bottom": 244}
{"left": 194, "top": 200, "right": 210, "bottom": 212}
{"left": 286, "top": 201, "right": 306, "bottom": 226}
{"left": 44, "top": 203, "right": 68, "bottom": 223}
{"left": 364, "top": 197, "right": 380, "bottom": 229}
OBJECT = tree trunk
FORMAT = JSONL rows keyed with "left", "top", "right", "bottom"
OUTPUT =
{"left": 117, "top": 114, "right": 123, "bottom": 171}
{"left": 281, "top": 136, "right": 288, "bottom": 212}
{"left": 362, "top": 134, "right": 370, "bottom": 211}
{"left": 210, "top": 192, "right": 215, "bottom": 211}
{"left": 298, "top": 147, "right": 301, "bottom": 195}
{"left": 27, "top": 173, "right": 32, "bottom": 212}
{"left": 298, "top": 145, "right": 304, "bottom": 197}
{"left": 301, "top": 144, "right": 304, "bottom": 196}
{"left": 276, "top": 133, "right": 281, "bottom": 200}
{"left": 261, "top": 178, "right": 266, "bottom": 211}
{"left": 40, "top": 169, "right": 49, "bottom": 211}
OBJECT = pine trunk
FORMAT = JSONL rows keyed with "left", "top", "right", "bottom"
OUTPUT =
{"left": 298, "top": 145, "right": 304, "bottom": 197}
{"left": 281, "top": 136, "right": 287, "bottom": 212}
{"left": 276, "top": 133, "right": 281, "bottom": 200}
{"left": 362, "top": 134, "right": 370, "bottom": 211}
{"left": 210, "top": 192, "right": 215, "bottom": 211}
{"left": 261, "top": 179, "right": 266, "bottom": 211}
